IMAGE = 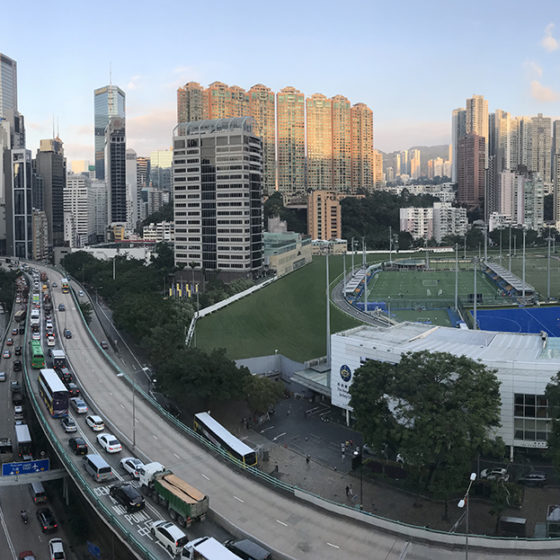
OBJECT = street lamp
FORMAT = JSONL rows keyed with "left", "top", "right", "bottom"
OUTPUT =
{"left": 458, "top": 472, "right": 477, "bottom": 559}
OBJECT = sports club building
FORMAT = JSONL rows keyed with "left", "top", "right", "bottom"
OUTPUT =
{"left": 331, "top": 322, "right": 560, "bottom": 457}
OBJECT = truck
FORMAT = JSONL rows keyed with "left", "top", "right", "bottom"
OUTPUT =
{"left": 14, "top": 309, "right": 27, "bottom": 323}
{"left": 138, "top": 462, "right": 208, "bottom": 527}
{"left": 181, "top": 537, "right": 241, "bottom": 560}
{"left": 15, "top": 424, "right": 32, "bottom": 461}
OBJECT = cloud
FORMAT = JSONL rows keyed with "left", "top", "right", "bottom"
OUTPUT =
{"left": 126, "top": 106, "right": 176, "bottom": 155}
{"left": 127, "top": 75, "right": 142, "bottom": 91}
{"left": 530, "top": 80, "right": 560, "bottom": 102}
{"left": 541, "top": 23, "right": 559, "bottom": 52}
{"left": 523, "top": 60, "right": 543, "bottom": 80}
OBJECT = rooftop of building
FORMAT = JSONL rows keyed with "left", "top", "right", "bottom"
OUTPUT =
{"left": 335, "top": 322, "right": 560, "bottom": 365}
{"left": 263, "top": 232, "right": 310, "bottom": 254}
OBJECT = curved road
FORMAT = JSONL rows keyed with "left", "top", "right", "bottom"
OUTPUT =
{"left": 39, "top": 265, "right": 559, "bottom": 559}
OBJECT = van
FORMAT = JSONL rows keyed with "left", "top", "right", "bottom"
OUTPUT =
{"left": 224, "top": 538, "right": 272, "bottom": 560}
{"left": 29, "top": 481, "right": 48, "bottom": 504}
{"left": 83, "top": 454, "right": 113, "bottom": 482}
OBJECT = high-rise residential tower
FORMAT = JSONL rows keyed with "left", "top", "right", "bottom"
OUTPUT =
{"left": 94, "top": 85, "right": 125, "bottom": 180}
{"left": 529, "top": 113, "right": 552, "bottom": 184}
{"left": 177, "top": 81, "right": 205, "bottom": 124}
{"left": 331, "top": 95, "right": 351, "bottom": 191}
{"left": 466, "top": 94, "right": 489, "bottom": 164}
{"left": 65, "top": 173, "right": 94, "bottom": 247}
{"left": 350, "top": 103, "right": 374, "bottom": 192}
{"left": 409, "top": 149, "right": 421, "bottom": 179}
{"left": 451, "top": 108, "right": 466, "bottom": 183}
{"left": 457, "top": 134, "right": 485, "bottom": 208}
{"left": 248, "top": 84, "right": 276, "bottom": 195}
{"left": 276, "top": 86, "right": 305, "bottom": 200}
{"left": 230, "top": 86, "right": 249, "bottom": 117}
{"left": 306, "top": 93, "right": 332, "bottom": 190}
{"left": 205, "top": 81, "right": 232, "bottom": 119}
{"left": 172, "top": 117, "right": 263, "bottom": 279}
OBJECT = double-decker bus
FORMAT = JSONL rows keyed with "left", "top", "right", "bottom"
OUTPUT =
{"left": 61, "top": 278, "right": 70, "bottom": 293}
{"left": 30, "top": 340, "right": 45, "bottom": 369}
{"left": 194, "top": 412, "right": 257, "bottom": 467}
{"left": 38, "top": 368, "right": 68, "bottom": 418}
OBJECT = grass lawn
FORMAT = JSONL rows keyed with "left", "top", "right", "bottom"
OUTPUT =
{"left": 508, "top": 254, "right": 560, "bottom": 299}
{"left": 197, "top": 256, "right": 363, "bottom": 362}
{"left": 392, "top": 309, "right": 452, "bottom": 326}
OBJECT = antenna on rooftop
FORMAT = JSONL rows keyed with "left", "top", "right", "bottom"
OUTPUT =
{"left": 52, "top": 115, "right": 55, "bottom": 139}
{"left": 109, "top": 62, "right": 112, "bottom": 85}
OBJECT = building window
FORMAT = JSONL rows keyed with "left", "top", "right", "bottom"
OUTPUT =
{"left": 514, "top": 393, "right": 551, "bottom": 442}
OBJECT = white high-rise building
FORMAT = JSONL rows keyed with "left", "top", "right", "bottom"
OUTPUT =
{"left": 399, "top": 207, "right": 433, "bottom": 240}
{"left": 65, "top": 173, "right": 94, "bottom": 248}
{"left": 432, "top": 202, "right": 468, "bottom": 243}
{"left": 126, "top": 148, "right": 138, "bottom": 231}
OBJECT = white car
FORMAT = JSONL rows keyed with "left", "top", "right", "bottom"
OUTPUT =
{"left": 97, "top": 433, "right": 122, "bottom": 453}
{"left": 45, "top": 320, "right": 53, "bottom": 330}
{"left": 49, "top": 537, "right": 66, "bottom": 559}
{"left": 85, "top": 415, "right": 105, "bottom": 431}
{"left": 150, "top": 520, "right": 188, "bottom": 556}
{"left": 120, "top": 456, "right": 145, "bottom": 479}
{"left": 47, "top": 335, "right": 55, "bottom": 347}
{"left": 480, "top": 467, "right": 509, "bottom": 482}
{"left": 32, "top": 331, "right": 41, "bottom": 340}
{"left": 78, "top": 290, "right": 84, "bottom": 297}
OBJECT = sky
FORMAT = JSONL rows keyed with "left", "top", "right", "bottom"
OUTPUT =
{"left": 3, "top": 0, "right": 560, "bottom": 164}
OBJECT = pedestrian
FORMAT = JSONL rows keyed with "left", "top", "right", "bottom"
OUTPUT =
{"left": 349, "top": 485, "right": 353, "bottom": 497}
{"left": 345, "top": 485, "right": 350, "bottom": 497}
{"left": 306, "top": 454, "right": 310, "bottom": 465}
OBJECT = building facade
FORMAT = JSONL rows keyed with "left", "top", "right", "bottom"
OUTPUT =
{"left": 351, "top": 103, "right": 374, "bottom": 191}
{"left": 64, "top": 173, "right": 94, "bottom": 247}
{"left": 399, "top": 206, "right": 433, "bottom": 240}
{"left": 94, "top": 85, "right": 125, "bottom": 181}
{"left": 306, "top": 94, "right": 333, "bottom": 191}
{"left": 105, "top": 117, "right": 127, "bottom": 225}
{"left": 173, "top": 117, "right": 264, "bottom": 279}
{"left": 457, "top": 133, "right": 486, "bottom": 208}
{"left": 307, "top": 190, "right": 342, "bottom": 241}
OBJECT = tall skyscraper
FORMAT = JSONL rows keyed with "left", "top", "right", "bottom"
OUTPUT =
{"left": 205, "top": 81, "right": 232, "bottom": 119}
{"left": 451, "top": 108, "right": 466, "bottom": 183}
{"left": 515, "top": 116, "right": 532, "bottom": 168}
{"left": 409, "top": 149, "right": 421, "bottom": 179}
{"left": 35, "top": 137, "right": 66, "bottom": 249}
{"left": 94, "top": 85, "right": 125, "bottom": 180}
{"left": 553, "top": 120, "right": 560, "bottom": 225}
{"left": 248, "top": 84, "right": 276, "bottom": 195}
{"left": 457, "top": 134, "right": 485, "bottom": 208}
{"left": 126, "top": 149, "right": 138, "bottom": 230}
{"left": 104, "top": 117, "right": 127, "bottom": 224}
{"left": 331, "top": 95, "right": 351, "bottom": 191}
{"left": 230, "top": 85, "right": 249, "bottom": 117}
{"left": 0, "top": 53, "right": 17, "bottom": 119}
{"left": 65, "top": 173, "right": 94, "bottom": 247}
{"left": 466, "top": 94, "right": 488, "bottom": 164}
{"left": 172, "top": 117, "right": 263, "bottom": 278}
{"left": 306, "top": 93, "right": 332, "bottom": 190}
{"left": 177, "top": 81, "right": 205, "bottom": 124}
{"left": 277, "top": 86, "right": 305, "bottom": 199}
{"left": 350, "top": 103, "right": 374, "bottom": 191}
{"left": 529, "top": 113, "right": 552, "bottom": 183}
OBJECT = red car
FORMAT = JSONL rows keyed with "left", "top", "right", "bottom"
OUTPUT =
{"left": 18, "top": 552, "right": 36, "bottom": 560}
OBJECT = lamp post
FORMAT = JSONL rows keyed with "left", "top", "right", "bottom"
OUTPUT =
{"left": 352, "top": 449, "right": 363, "bottom": 510}
{"left": 522, "top": 227, "right": 526, "bottom": 300}
{"left": 454, "top": 243, "right": 458, "bottom": 312}
{"left": 458, "top": 473, "right": 477, "bottom": 559}
{"left": 473, "top": 257, "right": 478, "bottom": 330}
{"left": 325, "top": 241, "right": 331, "bottom": 368}
{"left": 547, "top": 231, "right": 552, "bottom": 301}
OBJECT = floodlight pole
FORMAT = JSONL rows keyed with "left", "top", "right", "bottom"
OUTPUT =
{"left": 325, "top": 242, "right": 331, "bottom": 368}
{"left": 522, "top": 228, "right": 526, "bottom": 300}
{"left": 484, "top": 226, "right": 487, "bottom": 262}
{"left": 499, "top": 228, "right": 502, "bottom": 264}
{"left": 473, "top": 257, "right": 478, "bottom": 330}
{"left": 508, "top": 226, "right": 512, "bottom": 272}
{"left": 351, "top": 236, "right": 355, "bottom": 274}
{"left": 455, "top": 243, "right": 458, "bottom": 312}
{"left": 548, "top": 232, "right": 551, "bottom": 301}
{"left": 343, "top": 250, "right": 347, "bottom": 293}
{"left": 389, "top": 225, "right": 392, "bottom": 265}
{"left": 464, "top": 235, "right": 467, "bottom": 259}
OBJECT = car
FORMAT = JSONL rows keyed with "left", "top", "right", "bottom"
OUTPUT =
{"left": 58, "top": 367, "right": 72, "bottom": 384}
{"left": 120, "top": 456, "right": 145, "bottom": 479}
{"left": 86, "top": 415, "right": 104, "bottom": 431}
{"left": 480, "top": 467, "right": 509, "bottom": 482}
{"left": 78, "top": 290, "right": 84, "bottom": 297}
{"left": 224, "top": 538, "right": 272, "bottom": 560}
{"left": 97, "top": 433, "right": 122, "bottom": 453}
{"left": 18, "top": 552, "right": 36, "bottom": 560}
{"left": 19, "top": 326, "right": 25, "bottom": 334}
{"left": 109, "top": 482, "right": 145, "bottom": 511}
{"left": 68, "top": 437, "right": 88, "bottom": 455}
{"left": 150, "top": 520, "right": 188, "bottom": 556}
{"left": 6, "top": 338, "right": 13, "bottom": 346}
{"left": 15, "top": 345, "right": 22, "bottom": 356}
{"left": 61, "top": 416, "right": 77, "bottom": 433}
{"left": 10, "top": 380, "right": 21, "bottom": 392}
{"left": 13, "top": 360, "right": 22, "bottom": 372}
{"left": 58, "top": 304, "right": 65, "bottom": 311}
{"left": 63, "top": 329, "right": 72, "bottom": 339}
{"left": 47, "top": 336, "right": 55, "bottom": 347}
{"left": 0, "top": 371, "right": 5, "bottom": 382}
{"left": 100, "top": 340, "right": 109, "bottom": 350}
{"left": 14, "top": 405, "right": 23, "bottom": 420}
{"left": 45, "top": 320, "right": 53, "bottom": 330}
{"left": 48, "top": 538, "right": 65, "bottom": 560}
{"left": 11, "top": 328, "right": 18, "bottom": 336}
{"left": 70, "top": 397, "right": 87, "bottom": 414}
{"left": 52, "top": 282, "right": 57, "bottom": 288}
{"left": 66, "top": 382, "right": 80, "bottom": 396}
{"left": 517, "top": 471, "right": 547, "bottom": 487}
{"left": 2, "top": 349, "right": 10, "bottom": 359}
{"left": 32, "top": 331, "right": 40, "bottom": 340}
{"left": 36, "top": 507, "right": 58, "bottom": 533}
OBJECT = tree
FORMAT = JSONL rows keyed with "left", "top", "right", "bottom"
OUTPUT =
{"left": 243, "top": 375, "right": 284, "bottom": 415}
{"left": 78, "top": 301, "right": 93, "bottom": 324}
{"left": 350, "top": 351, "right": 501, "bottom": 513}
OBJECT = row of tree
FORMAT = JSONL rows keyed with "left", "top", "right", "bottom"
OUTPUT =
{"left": 61, "top": 248, "right": 282, "bottom": 415}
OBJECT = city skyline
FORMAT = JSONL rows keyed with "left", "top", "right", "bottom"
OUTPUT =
{"left": 2, "top": 1, "right": 560, "bottom": 162}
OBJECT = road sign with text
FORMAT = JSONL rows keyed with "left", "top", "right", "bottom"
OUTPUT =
{"left": 2, "top": 458, "right": 50, "bottom": 476}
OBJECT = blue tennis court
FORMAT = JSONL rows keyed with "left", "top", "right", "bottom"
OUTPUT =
{"left": 473, "top": 307, "right": 560, "bottom": 337}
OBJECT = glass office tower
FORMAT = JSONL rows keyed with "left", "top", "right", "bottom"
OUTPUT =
{"left": 94, "top": 85, "right": 125, "bottom": 180}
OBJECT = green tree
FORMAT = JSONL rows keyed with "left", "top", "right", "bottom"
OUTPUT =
{"left": 243, "top": 375, "right": 284, "bottom": 415}
{"left": 350, "top": 351, "right": 502, "bottom": 513}
{"left": 78, "top": 301, "right": 93, "bottom": 324}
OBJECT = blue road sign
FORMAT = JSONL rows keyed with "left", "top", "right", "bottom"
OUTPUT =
{"left": 87, "top": 541, "right": 101, "bottom": 559}
{"left": 2, "top": 458, "right": 50, "bottom": 476}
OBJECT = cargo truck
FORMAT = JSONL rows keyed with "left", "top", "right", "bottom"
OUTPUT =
{"left": 138, "top": 462, "right": 208, "bottom": 527}
{"left": 181, "top": 537, "right": 241, "bottom": 560}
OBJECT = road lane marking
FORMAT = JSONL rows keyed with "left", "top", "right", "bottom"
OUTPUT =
{"left": 260, "top": 426, "right": 275, "bottom": 433}
{"left": 173, "top": 452, "right": 180, "bottom": 459}
{"left": 201, "top": 473, "right": 210, "bottom": 480}
{"left": 233, "top": 495, "right": 244, "bottom": 503}
{"left": 276, "top": 519, "right": 288, "bottom": 526}
{"left": 152, "top": 434, "right": 158, "bottom": 440}
{"left": 0, "top": 501, "right": 16, "bottom": 558}
{"left": 272, "top": 432, "right": 287, "bottom": 441}
{"left": 326, "top": 542, "right": 340, "bottom": 549}
{"left": 120, "top": 403, "right": 125, "bottom": 408}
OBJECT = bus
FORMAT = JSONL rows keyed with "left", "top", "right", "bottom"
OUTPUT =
{"left": 38, "top": 368, "right": 68, "bottom": 418}
{"left": 61, "top": 278, "right": 70, "bottom": 293}
{"left": 15, "top": 424, "right": 33, "bottom": 460}
{"left": 194, "top": 412, "right": 257, "bottom": 467}
{"left": 30, "top": 340, "right": 45, "bottom": 369}
{"left": 14, "top": 309, "right": 26, "bottom": 323}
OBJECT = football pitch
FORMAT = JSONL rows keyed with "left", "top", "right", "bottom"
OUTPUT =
{"left": 368, "top": 269, "right": 502, "bottom": 304}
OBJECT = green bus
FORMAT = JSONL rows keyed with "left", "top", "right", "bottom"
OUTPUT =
{"left": 30, "top": 340, "right": 45, "bottom": 369}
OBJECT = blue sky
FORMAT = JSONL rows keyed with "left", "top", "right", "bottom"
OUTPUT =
{"left": 3, "top": 0, "right": 560, "bottom": 163}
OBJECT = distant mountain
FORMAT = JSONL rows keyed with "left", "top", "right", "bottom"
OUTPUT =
{"left": 382, "top": 144, "right": 450, "bottom": 176}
